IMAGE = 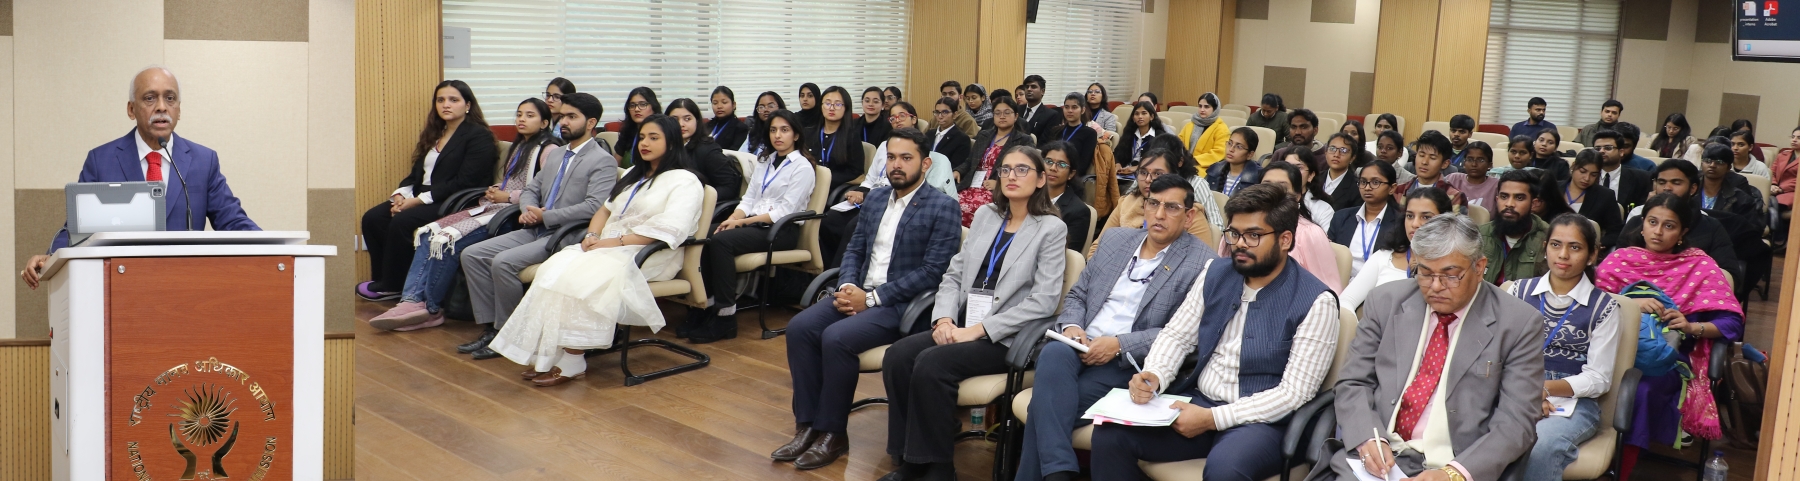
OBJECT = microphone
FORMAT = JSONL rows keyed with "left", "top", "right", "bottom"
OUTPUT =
{"left": 159, "top": 135, "right": 193, "bottom": 231}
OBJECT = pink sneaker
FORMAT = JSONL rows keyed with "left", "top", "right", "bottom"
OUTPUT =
{"left": 371, "top": 301, "right": 425, "bottom": 321}
{"left": 393, "top": 311, "right": 445, "bottom": 331}
{"left": 370, "top": 302, "right": 430, "bottom": 330}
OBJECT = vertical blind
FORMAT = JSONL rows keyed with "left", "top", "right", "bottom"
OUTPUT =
{"left": 444, "top": 0, "right": 910, "bottom": 123}
{"left": 1479, "top": 0, "right": 1620, "bottom": 127}
{"left": 1024, "top": 0, "right": 1142, "bottom": 102}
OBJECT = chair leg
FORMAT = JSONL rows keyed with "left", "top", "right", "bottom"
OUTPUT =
{"left": 585, "top": 325, "right": 711, "bottom": 386}
{"left": 850, "top": 397, "right": 889, "bottom": 411}
{"left": 759, "top": 265, "right": 786, "bottom": 339}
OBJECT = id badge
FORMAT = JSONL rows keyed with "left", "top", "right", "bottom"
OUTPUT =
{"left": 966, "top": 289, "right": 996, "bottom": 327}
{"left": 970, "top": 170, "right": 989, "bottom": 187}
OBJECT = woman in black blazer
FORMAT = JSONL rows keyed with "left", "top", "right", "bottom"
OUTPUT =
{"left": 1042, "top": 141, "right": 1092, "bottom": 251}
{"left": 807, "top": 85, "right": 867, "bottom": 188}
{"left": 615, "top": 87, "right": 662, "bottom": 166}
{"left": 927, "top": 97, "right": 973, "bottom": 173}
{"left": 1563, "top": 150, "right": 1623, "bottom": 247}
{"left": 705, "top": 86, "right": 751, "bottom": 154}
{"left": 1043, "top": 92, "right": 1098, "bottom": 176}
{"left": 358, "top": 80, "right": 497, "bottom": 300}
{"left": 668, "top": 98, "right": 744, "bottom": 203}
{"left": 857, "top": 87, "right": 893, "bottom": 145}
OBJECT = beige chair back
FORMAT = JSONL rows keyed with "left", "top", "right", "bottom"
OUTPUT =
{"left": 1316, "top": 117, "right": 1341, "bottom": 139}
{"left": 852, "top": 142, "right": 877, "bottom": 185}
{"left": 598, "top": 132, "right": 620, "bottom": 150}
{"left": 1315, "top": 112, "right": 1347, "bottom": 126}
{"left": 1168, "top": 105, "right": 1200, "bottom": 116}
{"left": 1083, "top": 203, "right": 1099, "bottom": 254}
{"left": 1744, "top": 173, "right": 1772, "bottom": 203}
{"left": 1247, "top": 126, "right": 1277, "bottom": 158}
{"left": 1323, "top": 307, "right": 1359, "bottom": 388}
{"left": 1160, "top": 113, "right": 1186, "bottom": 130}
{"left": 1466, "top": 204, "right": 1490, "bottom": 225}
{"left": 1761, "top": 146, "right": 1778, "bottom": 162}
{"left": 1470, "top": 132, "right": 1509, "bottom": 147}
{"left": 1421, "top": 121, "right": 1450, "bottom": 136}
{"left": 1330, "top": 243, "right": 1352, "bottom": 287}
{"left": 797, "top": 166, "right": 833, "bottom": 273}
{"left": 1635, "top": 148, "right": 1658, "bottom": 159}
{"left": 494, "top": 140, "right": 516, "bottom": 182}
{"left": 1557, "top": 126, "right": 1579, "bottom": 144}
{"left": 724, "top": 150, "right": 758, "bottom": 196}
{"left": 1388, "top": 114, "right": 1406, "bottom": 135}
{"left": 662, "top": 186, "right": 720, "bottom": 307}
{"left": 1558, "top": 141, "right": 1584, "bottom": 154}
{"left": 916, "top": 118, "right": 930, "bottom": 131}
{"left": 1218, "top": 109, "right": 1249, "bottom": 121}
{"left": 1112, "top": 104, "right": 1136, "bottom": 129}
{"left": 1222, "top": 103, "right": 1251, "bottom": 114}
{"left": 1559, "top": 293, "right": 1641, "bottom": 479}
{"left": 1057, "top": 249, "right": 1084, "bottom": 314}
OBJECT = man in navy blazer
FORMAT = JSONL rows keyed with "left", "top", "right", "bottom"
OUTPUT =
{"left": 22, "top": 67, "right": 257, "bottom": 289}
{"left": 773, "top": 129, "right": 962, "bottom": 471}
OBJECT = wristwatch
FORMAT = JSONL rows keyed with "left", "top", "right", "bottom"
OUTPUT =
{"left": 583, "top": 231, "right": 599, "bottom": 240}
{"left": 864, "top": 292, "right": 877, "bottom": 308}
{"left": 1439, "top": 466, "right": 1466, "bottom": 481}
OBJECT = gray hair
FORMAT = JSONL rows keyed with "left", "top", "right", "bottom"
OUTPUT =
{"left": 1411, "top": 214, "right": 1483, "bottom": 262}
{"left": 128, "top": 65, "right": 181, "bottom": 102}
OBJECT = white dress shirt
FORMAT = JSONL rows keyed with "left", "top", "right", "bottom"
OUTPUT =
{"left": 1599, "top": 163, "right": 1623, "bottom": 193}
{"left": 1143, "top": 262, "right": 1340, "bottom": 429}
{"left": 1511, "top": 274, "right": 1620, "bottom": 398}
{"left": 741, "top": 150, "right": 816, "bottom": 223}
{"left": 392, "top": 148, "right": 443, "bottom": 204}
{"left": 1072, "top": 236, "right": 1170, "bottom": 338}
{"left": 1348, "top": 207, "right": 1387, "bottom": 275}
{"left": 1323, "top": 169, "right": 1349, "bottom": 196}
{"left": 856, "top": 185, "right": 919, "bottom": 294}
{"left": 132, "top": 131, "right": 173, "bottom": 182}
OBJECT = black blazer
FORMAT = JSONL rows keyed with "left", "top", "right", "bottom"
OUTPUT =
{"left": 1564, "top": 181, "right": 1623, "bottom": 247}
{"left": 1021, "top": 103, "right": 1062, "bottom": 139}
{"left": 1054, "top": 189, "right": 1092, "bottom": 252}
{"left": 688, "top": 138, "right": 743, "bottom": 203}
{"left": 399, "top": 120, "right": 498, "bottom": 204}
{"left": 1608, "top": 166, "right": 1653, "bottom": 210}
{"left": 1324, "top": 171, "right": 1364, "bottom": 211}
{"left": 1113, "top": 131, "right": 1156, "bottom": 168}
{"left": 1531, "top": 156, "right": 1572, "bottom": 183}
{"left": 705, "top": 115, "right": 750, "bottom": 153}
{"left": 807, "top": 123, "right": 867, "bottom": 187}
{"left": 1327, "top": 201, "right": 1403, "bottom": 248}
{"left": 860, "top": 115, "right": 893, "bottom": 146}
{"left": 1043, "top": 124, "right": 1098, "bottom": 175}
{"left": 929, "top": 126, "right": 973, "bottom": 174}
{"left": 962, "top": 129, "right": 1034, "bottom": 190}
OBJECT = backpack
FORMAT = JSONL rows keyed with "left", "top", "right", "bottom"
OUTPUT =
{"left": 1618, "top": 281, "right": 1688, "bottom": 377}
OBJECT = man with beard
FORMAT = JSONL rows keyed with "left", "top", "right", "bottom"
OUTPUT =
{"left": 1089, "top": 184, "right": 1339, "bottom": 481}
{"left": 1510, "top": 97, "right": 1557, "bottom": 144}
{"left": 1591, "top": 129, "right": 1653, "bottom": 209}
{"left": 1479, "top": 169, "right": 1551, "bottom": 284}
{"left": 772, "top": 128, "right": 963, "bottom": 471}
{"left": 1261, "top": 108, "right": 1324, "bottom": 165}
{"left": 1575, "top": 99, "right": 1623, "bottom": 147}
{"left": 1018, "top": 75, "right": 1063, "bottom": 139}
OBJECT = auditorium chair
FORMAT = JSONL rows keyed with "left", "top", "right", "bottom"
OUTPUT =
{"left": 735, "top": 165, "right": 832, "bottom": 339}
{"left": 1421, "top": 121, "right": 1451, "bottom": 137}
{"left": 1247, "top": 126, "right": 1277, "bottom": 159}
{"left": 1315, "top": 112, "right": 1347, "bottom": 127}
{"left": 1478, "top": 123, "right": 1511, "bottom": 136}
{"left": 1330, "top": 243, "right": 1352, "bottom": 287}
{"left": 1635, "top": 148, "right": 1659, "bottom": 159}
{"left": 1222, "top": 103, "right": 1250, "bottom": 114}
{"left": 1742, "top": 173, "right": 1774, "bottom": 298}
{"left": 1316, "top": 117, "right": 1341, "bottom": 139}
{"left": 1467, "top": 204, "right": 1490, "bottom": 225}
{"left": 1493, "top": 281, "right": 1642, "bottom": 480}
{"left": 840, "top": 227, "right": 969, "bottom": 412}
{"left": 1219, "top": 109, "right": 1249, "bottom": 122}
{"left": 1471, "top": 132, "right": 1510, "bottom": 148}
{"left": 827, "top": 142, "right": 879, "bottom": 204}
{"left": 1558, "top": 141, "right": 1585, "bottom": 156}
{"left": 1168, "top": 105, "right": 1200, "bottom": 116}
{"left": 1081, "top": 204, "right": 1099, "bottom": 253}
{"left": 970, "top": 249, "right": 1085, "bottom": 481}
{"left": 598, "top": 132, "right": 620, "bottom": 151}
{"left": 1558, "top": 126, "right": 1579, "bottom": 144}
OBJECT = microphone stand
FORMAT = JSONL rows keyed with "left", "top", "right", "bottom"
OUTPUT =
{"left": 158, "top": 135, "right": 193, "bottom": 231}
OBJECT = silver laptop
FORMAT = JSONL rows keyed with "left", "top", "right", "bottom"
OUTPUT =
{"left": 64, "top": 181, "right": 166, "bottom": 246}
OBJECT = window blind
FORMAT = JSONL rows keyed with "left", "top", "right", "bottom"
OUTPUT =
{"left": 1479, "top": 0, "right": 1620, "bottom": 128}
{"left": 1024, "top": 0, "right": 1142, "bottom": 101}
{"left": 444, "top": 0, "right": 911, "bottom": 123}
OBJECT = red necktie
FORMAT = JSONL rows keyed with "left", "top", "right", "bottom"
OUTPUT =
{"left": 146, "top": 152, "right": 164, "bottom": 182}
{"left": 1395, "top": 312, "right": 1458, "bottom": 441}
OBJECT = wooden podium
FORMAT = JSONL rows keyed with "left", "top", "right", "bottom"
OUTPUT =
{"left": 40, "top": 232, "right": 336, "bottom": 481}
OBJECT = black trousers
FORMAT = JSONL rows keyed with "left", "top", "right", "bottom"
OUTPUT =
{"left": 361, "top": 201, "right": 443, "bottom": 291}
{"left": 881, "top": 331, "right": 1011, "bottom": 463}
{"left": 820, "top": 207, "right": 860, "bottom": 269}
{"left": 699, "top": 223, "right": 799, "bottom": 306}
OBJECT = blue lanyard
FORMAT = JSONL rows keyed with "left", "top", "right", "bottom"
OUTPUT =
{"left": 819, "top": 130, "right": 835, "bottom": 165}
{"left": 710, "top": 120, "right": 728, "bottom": 139}
{"left": 982, "top": 228, "right": 1018, "bottom": 287}
{"left": 1061, "top": 125, "right": 1079, "bottom": 142}
{"left": 1225, "top": 173, "right": 1244, "bottom": 195}
{"left": 1702, "top": 192, "right": 1717, "bottom": 209}
{"left": 1359, "top": 215, "right": 1381, "bottom": 261}
{"left": 619, "top": 178, "right": 649, "bottom": 216}
{"left": 1405, "top": 250, "right": 1413, "bottom": 277}
{"left": 499, "top": 144, "right": 524, "bottom": 191}
{"left": 760, "top": 155, "right": 792, "bottom": 193}
{"left": 1536, "top": 292, "right": 1577, "bottom": 350}
{"left": 1125, "top": 255, "right": 1158, "bottom": 283}
{"left": 1566, "top": 185, "right": 1585, "bottom": 205}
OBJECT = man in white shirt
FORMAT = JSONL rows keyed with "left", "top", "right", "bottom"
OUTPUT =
{"left": 1090, "top": 184, "right": 1339, "bottom": 481}
{"left": 1015, "top": 177, "right": 1217, "bottom": 481}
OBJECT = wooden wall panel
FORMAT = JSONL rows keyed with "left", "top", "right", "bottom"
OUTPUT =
{"left": 1370, "top": 0, "right": 1439, "bottom": 140}
{"left": 1163, "top": 0, "right": 1234, "bottom": 107}
{"left": 324, "top": 337, "right": 354, "bottom": 479}
{"left": 976, "top": 0, "right": 1028, "bottom": 88}
{"left": 1427, "top": 0, "right": 1490, "bottom": 123}
{"left": 907, "top": 0, "right": 981, "bottom": 100}
{"left": 354, "top": 0, "right": 441, "bottom": 279}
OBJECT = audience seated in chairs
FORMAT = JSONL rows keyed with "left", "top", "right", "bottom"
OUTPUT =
{"left": 1247, "top": 93, "right": 1291, "bottom": 151}
{"left": 1045, "top": 92, "right": 1099, "bottom": 176}
{"left": 686, "top": 109, "right": 818, "bottom": 343}
{"left": 1393, "top": 131, "right": 1466, "bottom": 207}
{"left": 1699, "top": 142, "right": 1772, "bottom": 300}
{"left": 1443, "top": 141, "right": 1499, "bottom": 211}
{"left": 1174, "top": 92, "right": 1228, "bottom": 171}
{"left": 1321, "top": 133, "right": 1376, "bottom": 208}
{"left": 1095, "top": 148, "right": 1217, "bottom": 253}
{"left": 1527, "top": 129, "right": 1573, "bottom": 183}
{"left": 1014, "top": 174, "right": 1218, "bottom": 481}
{"left": 1503, "top": 213, "right": 1623, "bottom": 480}
{"left": 878, "top": 145, "right": 1069, "bottom": 481}
{"left": 1598, "top": 193, "right": 1745, "bottom": 480}
{"left": 666, "top": 97, "right": 743, "bottom": 203}
{"left": 859, "top": 87, "right": 894, "bottom": 147}
{"left": 1589, "top": 129, "right": 1653, "bottom": 211}
{"left": 1271, "top": 145, "right": 1341, "bottom": 227}
{"left": 772, "top": 128, "right": 962, "bottom": 471}
{"left": 359, "top": 80, "right": 498, "bottom": 301}
{"left": 927, "top": 97, "right": 974, "bottom": 174}
{"left": 369, "top": 98, "right": 561, "bottom": 331}
{"left": 487, "top": 114, "right": 704, "bottom": 386}
{"left": 1479, "top": 169, "right": 1552, "bottom": 285}
{"left": 1205, "top": 126, "right": 1262, "bottom": 197}
{"left": 812, "top": 85, "right": 869, "bottom": 189}
{"left": 1114, "top": 101, "right": 1170, "bottom": 174}
{"left": 1773, "top": 127, "right": 1800, "bottom": 245}
{"left": 1251, "top": 161, "right": 1343, "bottom": 293}
{"left": 455, "top": 93, "right": 618, "bottom": 360}
{"left": 959, "top": 95, "right": 1035, "bottom": 226}
{"left": 1312, "top": 214, "right": 1543, "bottom": 481}
{"left": 1341, "top": 186, "right": 1451, "bottom": 311}
{"left": 822, "top": 103, "right": 956, "bottom": 271}
{"left": 742, "top": 91, "right": 785, "bottom": 155}
{"left": 1327, "top": 160, "right": 1402, "bottom": 277}
{"left": 1622, "top": 160, "right": 1744, "bottom": 289}
{"left": 1038, "top": 141, "right": 1092, "bottom": 253}
{"left": 1090, "top": 184, "right": 1340, "bottom": 481}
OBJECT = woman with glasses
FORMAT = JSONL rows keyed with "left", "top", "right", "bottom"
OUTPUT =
{"left": 883, "top": 86, "right": 903, "bottom": 110}
{"left": 964, "top": 83, "right": 993, "bottom": 128}
{"left": 1275, "top": 145, "right": 1340, "bottom": 227}
{"left": 1047, "top": 92, "right": 1098, "bottom": 175}
{"left": 1598, "top": 193, "right": 1743, "bottom": 480}
{"left": 878, "top": 145, "right": 1067, "bottom": 481}
{"left": 705, "top": 86, "right": 750, "bottom": 154}
{"left": 1094, "top": 147, "right": 1216, "bottom": 252}
{"left": 616, "top": 87, "right": 662, "bottom": 166}
{"left": 1443, "top": 141, "right": 1499, "bottom": 210}
{"left": 1341, "top": 186, "right": 1450, "bottom": 310}
{"left": 1327, "top": 160, "right": 1402, "bottom": 276}
{"left": 543, "top": 77, "right": 576, "bottom": 140}
{"left": 927, "top": 98, "right": 973, "bottom": 172}
{"left": 1256, "top": 160, "right": 1344, "bottom": 293}
{"left": 1205, "top": 127, "right": 1261, "bottom": 196}
{"left": 797, "top": 83, "right": 824, "bottom": 130}
{"left": 1562, "top": 150, "right": 1623, "bottom": 247}
{"left": 689, "top": 109, "right": 817, "bottom": 342}
{"left": 1323, "top": 132, "right": 1373, "bottom": 198}
{"left": 961, "top": 96, "right": 1034, "bottom": 226}
{"left": 1084, "top": 83, "right": 1118, "bottom": 144}
{"left": 1504, "top": 213, "right": 1623, "bottom": 481}
{"left": 744, "top": 91, "right": 786, "bottom": 155}
{"left": 666, "top": 98, "right": 743, "bottom": 203}
{"left": 810, "top": 86, "right": 867, "bottom": 189}
{"left": 1041, "top": 141, "right": 1092, "bottom": 251}
{"left": 1175, "top": 92, "right": 1229, "bottom": 170}
{"left": 1529, "top": 129, "right": 1573, "bottom": 183}
{"left": 859, "top": 86, "right": 893, "bottom": 145}
{"left": 1112, "top": 101, "right": 1170, "bottom": 176}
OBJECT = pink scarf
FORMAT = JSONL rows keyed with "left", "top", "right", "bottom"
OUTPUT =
{"left": 1594, "top": 246, "right": 1738, "bottom": 441}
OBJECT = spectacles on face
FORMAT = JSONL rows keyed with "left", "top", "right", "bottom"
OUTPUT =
{"left": 994, "top": 109, "right": 1016, "bottom": 118}
{"left": 1412, "top": 268, "right": 1470, "bottom": 288}
{"left": 1227, "top": 141, "right": 1250, "bottom": 152}
{"left": 892, "top": 112, "right": 913, "bottom": 119}
{"left": 1326, "top": 146, "right": 1352, "bottom": 155}
{"left": 996, "top": 165, "right": 1040, "bottom": 178}
{"left": 1594, "top": 144, "right": 1617, "bottom": 152}
{"left": 543, "top": 92, "right": 564, "bottom": 101}
{"left": 822, "top": 101, "right": 846, "bottom": 109}
{"left": 1359, "top": 179, "right": 1392, "bottom": 190}
{"left": 1046, "top": 160, "right": 1071, "bottom": 170}
{"left": 1142, "top": 198, "right": 1188, "bottom": 215}
{"left": 1220, "top": 229, "right": 1269, "bottom": 247}
{"left": 627, "top": 101, "right": 652, "bottom": 110}
{"left": 1134, "top": 168, "right": 1170, "bottom": 180}
{"left": 933, "top": 109, "right": 952, "bottom": 116}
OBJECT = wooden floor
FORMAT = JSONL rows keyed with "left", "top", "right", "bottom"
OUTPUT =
{"left": 354, "top": 255, "right": 1788, "bottom": 480}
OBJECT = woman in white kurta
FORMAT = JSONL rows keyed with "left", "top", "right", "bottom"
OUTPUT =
{"left": 1341, "top": 185, "right": 1451, "bottom": 310}
{"left": 491, "top": 115, "right": 705, "bottom": 385}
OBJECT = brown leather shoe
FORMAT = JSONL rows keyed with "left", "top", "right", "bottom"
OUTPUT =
{"left": 792, "top": 431, "right": 848, "bottom": 470}
{"left": 521, "top": 368, "right": 545, "bottom": 380}
{"left": 771, "top": 424, "right": 820, "bottom": 461}
{"left": 530, "top": 367, "right": 585, "bottom": 387}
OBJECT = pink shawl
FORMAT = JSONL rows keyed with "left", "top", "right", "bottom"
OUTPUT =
{"left": 1594, "top": 246, "right": 1739, "bottom": 440}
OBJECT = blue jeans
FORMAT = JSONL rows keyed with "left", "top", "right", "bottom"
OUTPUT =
{"left": 400, "top": 227, "right": 492, "bottom": 311}
{"left": 1527, "top": 396, "right": 1602, "bottom": 480}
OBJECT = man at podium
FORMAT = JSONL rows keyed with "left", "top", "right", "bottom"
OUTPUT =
{"left": 18, "top": 66, "right": 258, "bottom": 289}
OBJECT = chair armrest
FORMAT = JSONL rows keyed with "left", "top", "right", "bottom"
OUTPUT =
{"left": 1004, "top": 317, "right": 1060, "bottom": 370}
{"left": 828, "top": 184, "right": 854, "bottom": 205}
{"left": 799, "top": 268, "right": 841, "bottom": 309}
{"left": 632, "top": 241, "right": 672, "bottom": 267}
{"left": 545, "top": 221, "right": 591, "bottom": 255}
{"left": 438, "top": 187, "right": 488, "bottom": 217}
{"left": 713, "top": 200, "right": 740, "bottom": 223}
{"left": 1282, "top": 391, "right": 1336, "bottom": 460}
{"left": 485, "top": 204, "right": 523, "bottom": 237}
{"left": 1307, "top": 410, "right": 1336, "bottom": 466}
{"left": 769, "top": 211, "right": 825, "bottom": 243}
{"left": 1710, "top": 340, "right": 1731, "bottom": 380}
{"left": 1614, "top": 368, "right": 1642, "bottom": 433}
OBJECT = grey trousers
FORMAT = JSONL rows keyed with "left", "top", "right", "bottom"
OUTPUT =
{"left": 460, "top": 228, "right": 554, "bottom": 327}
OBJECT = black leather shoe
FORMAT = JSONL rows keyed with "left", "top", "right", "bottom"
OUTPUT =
{"left": 688, "top": 313, "right": 738, "bottom": 344}
{"left": 793, "top": 432, "right": 848, "bottom": 470}
{"left": 457, "top": 328, "right": 498, "bottom": 353}
{"left": 877, "top": 462, "right": 926, "bottom": 481}
{"left": 770, "top": 424, "right": 819, "bottom": 462}
{"left": 468, "top": 346, "right": 501, "bottom": 360}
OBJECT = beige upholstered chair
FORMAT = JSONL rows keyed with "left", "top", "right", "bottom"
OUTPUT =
{"left": 1315, "top": 112, "right": 1347, "bottom": 126}
{"left": 1330, "top": 243, "right": 1352, "bottom": 287}
{"left": 1470, "top": 132, "right": 1510, "bottom": 147}
{"left": 1421, "top": 121, "right": 1451, "bottom": 136}
{"left": 1168, "top": 105, "right": 1200, "bottom": 116}
{"left": 735, "top": 165, "right": 833, "bottom": 339}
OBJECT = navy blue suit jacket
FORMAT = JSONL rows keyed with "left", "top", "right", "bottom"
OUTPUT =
{"left": 838, "top": 183, "right": 962, "bottom": 326}
{"left": 49, "top": 131, "right": 259, "bottom": 252}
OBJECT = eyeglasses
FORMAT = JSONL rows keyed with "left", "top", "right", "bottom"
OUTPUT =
{"left": 1703, "top": 157, "right": 1731, "bottom": 165}
{"left": 1359, "top": 179, "right": 1392, "bottom": 190}
{"left": 993, "top": 110, "right": 1017, "bottom": 117}
{"left": 1046, "top": 161, "right": 1072, "bottom": 170}
{"left": 627, "top": 101, "right": 652, "bottom": 110}
{"left": 822, "top": 101, "right": 846, "bottom": 109}
{"left": 1412, "top": 266, "right": 1473, "bottom": 288}
{"left": 543, "top": 92, "right": 564, "bottom": 101}
{"left": 1594, "top": 145, "right": 1617, "bottom": 152}
{"left": 1227, "top": 141, "right": 1250, "bottom": 151}
{"left": 996, "top": 165, "right": 1040, "bottom": 178}
{"left": 1135, "top": 169, "right": 1170, "bottom": 180}
{"left": 933, "top": 109, "right": 952, "bottom": 116}
{"left": 892, "top": 112, "right": 914, "bottom": 118}
{"left": 1326, "top": 146, "right": 1353, "bottom": 155}
{"left": 1220, "top": 229, "right": 1269, "bottom": 247}
{"left": 1142, "top": 198, "right": 1189, "bottom": 215}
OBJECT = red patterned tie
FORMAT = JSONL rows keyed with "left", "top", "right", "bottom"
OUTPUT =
{"left": 146, "top": 152, "right": 164, "bottom": 182}
{"left": 1395, "top": 312, "right": 1458, "bottom": 441}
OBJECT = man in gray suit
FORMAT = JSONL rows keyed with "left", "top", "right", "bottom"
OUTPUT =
{"left": 1310, "top": 214, "right": 1544, "bottom": 481}
{"left": 1014, "top": 175, "right": 1217, "bottom": 481}
{"left": 458, "top": 93, "right": 618, "bottom": 359}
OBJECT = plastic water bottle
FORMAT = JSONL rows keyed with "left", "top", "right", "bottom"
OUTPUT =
{"left": 970, "top": 407, "right": 986, "bottom": 428}
{"left": 1704, "top": 450, "right": 1728, "bottom": 481}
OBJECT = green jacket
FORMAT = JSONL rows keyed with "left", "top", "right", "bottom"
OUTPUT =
{"left": 1479, "top": 214, "right": 1550, "bottom": 284}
